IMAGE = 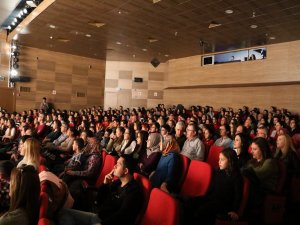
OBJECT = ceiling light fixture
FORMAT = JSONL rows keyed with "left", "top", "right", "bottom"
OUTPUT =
{"left": 152, "top": 0, "right": 162, "bottom": 3}
{"left": 26, "top": 1, "right": 38, "bottom": 8}
{"left": 142, "top": 48, "right": 147, "bottom": 52}
{"left": 23, "top": 8, "right": 28, "bottom": 14}
{"left": 88, "top": 21, "right": 105, "bottom": 28}
{"left": 269, "top": 36, "right": 276, "bottom": 40}
{"left": 85, "top": 34, "right": 92, "bottom": 37}
{"left": 250, "top": 24, "right": 258, "bottom": 29}
{"left": 208, "top": 21, "right": 222, "bottom": 28}
{"left": 49, "top": 36, "right": 53, "bottom": 39}
{"left": 49, "top": 24, "right": 56, "bottom": 29}
{"left": 164, "top": 54, "right": 169, "bottom": 57}
{"left": 116, "top": 41, "right": 122, "bottom": 45}
{"left": 225, "top": 9, "right": 233, "bottom": 14}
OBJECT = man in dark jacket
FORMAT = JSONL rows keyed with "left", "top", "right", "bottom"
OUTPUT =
{"left": 57, "top": 155, "right": 143, "bottom": 225}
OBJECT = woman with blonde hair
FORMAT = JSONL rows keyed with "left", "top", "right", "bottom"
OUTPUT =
{"left": 17, "top": 138, "right": 41, "bottom": 170}
{"left": 275, "top": 134, "right": 300, "bottom": 175}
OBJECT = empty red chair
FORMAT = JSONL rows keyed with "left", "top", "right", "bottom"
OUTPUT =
{"left": 207, "top": 146, "right": 224, "bottom": 170}
{"left": 134, "top": 173, "right": 152, "bottom": 225}
{"left": 140, "top": 188, "right": 180, "bottom": 225}
{"left": 95, "top": 155, "right": 117, "bottom": 188}
{"left": 180, "top": 160, "right": 212, "bottom": 198}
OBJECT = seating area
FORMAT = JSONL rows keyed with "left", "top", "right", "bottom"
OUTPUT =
{"left": 0, "top": 104, "right": 300, "bottom": 225}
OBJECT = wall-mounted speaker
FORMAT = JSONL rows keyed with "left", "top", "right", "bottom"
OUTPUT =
{"left": 150, "top": 57, "right": 160, "bottom": 67}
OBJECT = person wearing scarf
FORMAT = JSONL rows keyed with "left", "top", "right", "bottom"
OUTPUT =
{"left": 150, "top": 126, "right": 180, "bottom": 193}
{"left": 138, "top": 133, "right": 161, "bottom": 176}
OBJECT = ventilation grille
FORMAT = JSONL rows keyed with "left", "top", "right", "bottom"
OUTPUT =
{"left": 20, "top": 86, "right": 31, "bottom": 92}
{"left": 76, "top": 92, "right": 86, "bottom": 97}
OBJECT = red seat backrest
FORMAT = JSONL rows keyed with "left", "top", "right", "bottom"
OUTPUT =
{"left": 276, "top": 160, "right": 287, "bottom": 194}
{"left": 238, "top": 176, "right": 250, "bottom": 218}
{"left": 38, "top": 218, "right": 51, "bottom": 225}
{"left": 95, "top": 155, "right": 117, "bottom": 188}
{"left": 133, "top": 173, "right": 152, "bottom": 225}
{"left": 206, "top": 146, "right": 224, "bottom": 170}
{"left": 140, "top": 188, "right": 180, "bottom": 225}
{"left": 176, "top": 154, "right": 191, "bottom": 191}
{"left": 39, "top": 191, "right": 49, "bottom": 219}
{"left": 180, "top": 160, "right": 212, "bottom": 198}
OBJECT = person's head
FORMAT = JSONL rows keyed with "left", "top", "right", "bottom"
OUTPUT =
{"left": 149, "top": 122, "right": 160, "bottom": 133}
{"left": 256, "top": 126, "right": 268, "bottom": 139}
{"left": 219, "top": 148, "right": 238, "bottom": 174}
{"left": 219, "top": 124, "right": 230, "bottom": 138}
{"left": 175, "top": 121, "right": 185, "bottom": 138}
{"left": 116, "top": 126, "right": 125, "bottom": 138}
{"left": 61, "top": 122, "right": 69, "bottom": 133}
{"left": 234, "top": 133, "right": 249, "bottom": 155}
{"left": 147, "top": 133, "right": 161, "bottom": 148}
{"left": 276, "top": 134, "right": 295, "bottom": 155}
{"left": 113, "top": 155, "right": 136, "bottom": 178}
{"left": 160, "top": 124, "right": 171, "bottom": 136}
{"left": 124, "top": 127, "right": 135, "bottom": 141}
{"left": 42, "top": 97, "right": 47, "bottom": 102}
{"left": 290, "top": 118, "right": 297, "bottom": 129}
{"left": 7, "top": 119, "right": 15, "bottom": 128}
{"left": 0, "top": 160, "right": 14, "bottom": 180}
{"left": 251, "top": 137, "right": 271, "bottom": 162}
{"left": 73, "top": 138, "right": 85, "bottom": 153}
{"left": 9, "top": 165, "right": 40, "bottom": 225}
{"left": 186, "top": 123, "right": 198, "bottom": 140}
{"left": 235, "top": 125, "right": 244, "bottom": 135}
{"left": 22, "top": 138, "right": 40, "bottom": 169}
{"left": 67, "top": 127, "right": 76, "bottom": 137}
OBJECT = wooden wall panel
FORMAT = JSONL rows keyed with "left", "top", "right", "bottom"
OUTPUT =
{"left": 0, "top": 39, "right": 9, "bottom": 88}
{"left": 15, "top": 46, "right": 105, "bottom": 111}
{"left": 165, "top": 41, "right": 300, "bottom": 114}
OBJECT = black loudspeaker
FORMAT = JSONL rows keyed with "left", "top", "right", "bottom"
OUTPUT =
{"left": 10, "top": 76, "right": 31, "bottom": 82}
{"left": 150, "top": 58, "right": 160, "bottom": 67}
{"left": 134, "top": 77, "right": 143, "bottom": 82}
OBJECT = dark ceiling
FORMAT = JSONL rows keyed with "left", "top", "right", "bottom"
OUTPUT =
{"left": 2, "top": 0, "right": 300, "bottom": 62}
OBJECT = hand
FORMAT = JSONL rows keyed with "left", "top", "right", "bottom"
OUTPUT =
{"left": 228, "top": 211, "right": 239, "bottom": 221}
{"left": 104, "top": 169, "right": 115, "bottom": 184}
{"left": 66, "top": 170, "right": 75, "bottom": 176}
{"left": 160, "top": 182, "right": 169, "bottom": 193}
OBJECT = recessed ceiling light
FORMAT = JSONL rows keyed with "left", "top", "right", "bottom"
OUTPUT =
{"left": 7, "top": 26, "right": 11, "bottom": 30}
{"left": 85, "top": 34, "right": 91, "bottom": 38}
{"left": 57, "top": 38, "right": 70, "bottom": 43}
{"left": 148, "top": 38, "right": 158, "bottom": 43}
{"left": 49, "top": 36, "right": 53, "bottom": 39}
{"left": 225, "top": 9, "right": 233, "bottom": 14}
{"left": 116, "top": 41, "right": 122, "bottom": 45}
{"left": 126, "top": 44, "right": 130, "bottom": 47}
{"left": 49, "top": 24, "right": 56, "bottom": 29}
{"left": 133, "top": 54, "right": 136, "bottom": 58}
{"left": 88, "top": 21, "right": 105, "bottom": 28}
{"left": 250, "top": 24, "right": 258, "bottom": 29}
{"left": 142, "top": 48, "right": 147, "bottom": 52}
{"left": 12, "top": 22, "right": 16, "bottom": 26}
{"left": 164, "top": 54, "right": 169, "bottom": 57}
{"left": 269, "top": 36, "right": 276, "bottom": 40}
{"left": 23, "top": 8, "right": 28, "bottom": 14}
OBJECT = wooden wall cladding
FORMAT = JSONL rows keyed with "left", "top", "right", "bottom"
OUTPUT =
{"left": 164, "top": 41, "right": 300, "bottom": 114}
{"left": 15, "top": 46, "right": 105, "bottom": 111}
{"left": 104, "top": 61, "right": 166, "bottom": 109}
{"left": 0, "top": 39, "right": 9, "bottom": 88}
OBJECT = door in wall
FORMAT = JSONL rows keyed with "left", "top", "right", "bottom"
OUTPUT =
{"left": 0, "top": 87, "right": 15, "bottom": 112}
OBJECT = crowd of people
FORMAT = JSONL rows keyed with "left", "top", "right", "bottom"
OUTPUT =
{"left": 0, "top": 103, "right": 299, "bottom": 225}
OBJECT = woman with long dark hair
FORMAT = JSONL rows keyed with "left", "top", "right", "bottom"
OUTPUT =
{"left": 0, "top": 165, "right": 40, "bottom": 225}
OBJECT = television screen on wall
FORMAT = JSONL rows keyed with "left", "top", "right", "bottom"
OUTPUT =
{"left": 202, "top": 47, "right": 267, "bottom": 66}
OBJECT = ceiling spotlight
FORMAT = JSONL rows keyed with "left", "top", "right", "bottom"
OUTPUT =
{"left": 116, "top": 41, "right": 122, "bottom": 45}
{"left": 12, "top": 22, "right": 16, "bottom": 26}
{"left": 26, "top": 1, "right": 38, "bottom": 8}
{"left": 142, "top": 48, "right": 147, "bottom": 52}
{"left": 8, "top": 26, "right": 11, "bottom": 30}
{"left": 49, "top": 36, "right": 53, "bottom": 39}
{"left": 23, "top": 8, "right": 28, "bottom": 14}
{"left": 20, "top": 11, "right": 24, "bottom": 16}
{"left": 225, "top": 9, "right": 233, "bottom": 14}
{"left": 269, "top": 36, "right": 276, "bottom": 40}
{"left": 14, "top": 18, "right": 18, "bottom": 23}
{"left": 49, "top": 24, "right": 56, "bottom": 29}
{"left": 12, "top": 45, "right": 17, "bottom": 50}
{"left": 11, "top": 69, "right": 18, "bottom": 76}
{"left": 250, "top": 24, "right": 258, "bottom": 29}
{"left": 164, "top": 54, "right": 169, "bottom": 57}
{"left": 85, "top": 34, "right": 92, "bottom": 37}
